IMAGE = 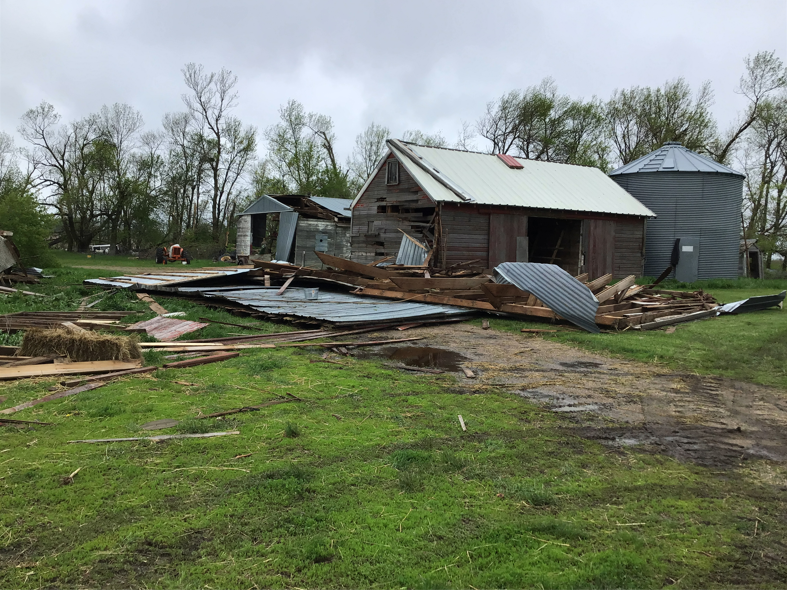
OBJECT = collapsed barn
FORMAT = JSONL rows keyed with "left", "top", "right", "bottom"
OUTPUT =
{"left": 350, "top": 140, "right": 656, "bottom": 278}
{"left": 236, "top": 195, "right": 352, "bottom": 266}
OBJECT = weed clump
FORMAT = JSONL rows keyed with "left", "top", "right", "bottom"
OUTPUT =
{"left": 284, "top": 422, "right": 300, "bottom": 438}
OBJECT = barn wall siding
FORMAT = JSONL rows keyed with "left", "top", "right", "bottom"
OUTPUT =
{"left": 294, "top": 219, "right": 351, "bottom": 268}
{"left": 351, "top": 154, "right": 435, "bottom": 263}
{"left": 613, "top": 219, "right": 645, "bottom": 277}
{"left": 440, "top": 204, "right": 490, "bottom": 267}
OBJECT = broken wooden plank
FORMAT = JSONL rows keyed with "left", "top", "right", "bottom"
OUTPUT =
{"left": 197, "top": 398, "right": 296, "bottom": 419}
{"left": 68, "top": 431, "right": 240, "bottom": 444}
{"left": 276, "top": 275, "right": 296, "bottom": 296}
{"left": 458, "top": 415, "right": 467, "bottom": 431}
{"left": 389, "top": 276, "right": 491, "bottom": 292}
{"left": 637, "top": 309, "right": 718, "bottom": 331}
{"left": 276, "top": 337, "right": 423, "bottom": 348}
{"left": 461, "top": 367, "right": 475, "bottom": 379}
{"left": 0, "top": 417, "right": 54, "bottom": 425}
{"left": 315, "top": 251, "right": 392, "bottom": 280}
{"left": 5, "top": 355, "right": 59, "bottom": 367}
{"left": 136, "top": 292, "right": 168, "bottom": 315}
{"left": 585, "top": 274, "right": 614, "bottom": 293}
{"left": 0, "top": 285, "right": 47, "bottom": 297}
{"left": 595, "top": 275, "right": 637, "bottom": 304}
{"left": 162, "top": 352, "right": 240, "bottom": 369}
{"left": 521, "top": 328, "right": 557, "bottom": 333}
{"left": 0, "top": 360, "right": 141, "bottom": 381}
{"left": 1, "top": 382, "right": 105, "bottom": 414}
{"left": 60, "top": 366, "right": 158, "bottom": 387}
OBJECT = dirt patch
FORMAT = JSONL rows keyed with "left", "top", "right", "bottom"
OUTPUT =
{"left": 364, "top": 324, "right": 787, "bottom": 468}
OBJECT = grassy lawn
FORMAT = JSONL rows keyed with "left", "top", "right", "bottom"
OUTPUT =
{"left": 1, "top": 267, "right": 786, "bottom": 588}
{"left": 51, "top": 251, "right": 237, "bottom": 270}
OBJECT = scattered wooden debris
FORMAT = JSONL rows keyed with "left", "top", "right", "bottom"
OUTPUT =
{"left": 458, "top": 415, "right": 467, "bottom": 431}
{"left": 277, "top": 337, "right": 424, "bottom": 348}
{"left": 0, "top": 417, "right": 54, "bottom": 426}
{"left": 1, "top": 382, "right": 106, "bottom": 414}
{"left": 61, "top": 467, "right": 81, "bottom": 485}
{"left": 0, "top": 360, "right": 141, "bottom": 382}
{"left": 461, "top": 367, "right": 475, "bottom": 379}
{"left": 233, "top": 453, "right": 252, "bottom": 459}
{"left": 0, "top": 311, "right": 136, "bottom": 333}
{"left": 481, "top": 319, "right": 490, "bottom": 330}
{"left": 136, "top": 292, "right": 168, "bottom": 315}
{"left": 521, "top": 328, "right": 558, "bottom": 334}
{"left": 67, "top": 431, "right": 240, "bottom": 443}
{"left": 141, "top": 419, "right": 180, "bottom": 430}
{"left": 60, "top": 366, "right": 157, "bottom": 387}
{"left": 162, "top": 352, "right": 240, "bottom": 369}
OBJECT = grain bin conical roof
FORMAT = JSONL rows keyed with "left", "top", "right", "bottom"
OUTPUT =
{"left": 609, "top": 142, "right": 744, "bottom": 177}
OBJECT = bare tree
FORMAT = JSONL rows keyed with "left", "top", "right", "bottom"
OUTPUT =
{"left": 476, "top": 90, "right": 522, "bottom": 154}
{"left": 711, "top": 51, "right": 787, "bottom": 165}
{"left": 401, "top": 129, "right": 447, "bottom": 147}
{"left": 348, "top": 122, "right": 390, "bottom": 184}
{"left": 181, "top": 63, "right": 257, "bottom": 241}
{"left": 19, "top": 102, "right": 104, "bottom": 251}
{"left": 454, "top": 120, "right": 477, "bottom": 151}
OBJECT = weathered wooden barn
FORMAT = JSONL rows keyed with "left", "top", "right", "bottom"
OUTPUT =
{"left": 237, "top": 195, "right": 352, "bottom": 266}
{"left": 351, "top": 140, "right": 655, "bottom": 278}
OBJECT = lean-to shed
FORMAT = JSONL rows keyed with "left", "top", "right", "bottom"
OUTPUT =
{"left": 609, "top": 142, "right": 745, "bottom": 281}
{"left": 351, "top": 140, "right": 655, "bottom": 278}
{"left": 237, "top": 195, "right": 352, "bottom": 266}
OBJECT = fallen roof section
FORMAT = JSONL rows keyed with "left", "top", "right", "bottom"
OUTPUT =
{"left": 85, "top": 267, "right": 252, "bottom": 291}
{"left": 494, "top": 262, "right": 600, "bottom": 333}
{"left": 717, "top": 290, "right": 786, "bottom": 314}
{"left": 127, "top": 316, "right": 209, "bottom": 341}
{"left": 178, "top": 286, "right": 472, "bottom": 326}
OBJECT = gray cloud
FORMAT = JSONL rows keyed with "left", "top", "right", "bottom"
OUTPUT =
{"left": 1, "top": 0, "right": 785, "bottom": 159}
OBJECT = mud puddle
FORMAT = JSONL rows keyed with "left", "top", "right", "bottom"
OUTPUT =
{"left": 358, "top": 346, "right": 468, "bottom": 372}
{"left": 389, "top": 324, "right": 787, "bottom": 468}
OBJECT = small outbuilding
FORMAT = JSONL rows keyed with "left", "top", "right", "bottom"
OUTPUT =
{"left": 739, "top": 239, "right": 764, "bottom": 279}
{"left": 350, "top": 140, "right": 655, "bottom": 278}
{"left": 609, "top": 142, "right": 745, "bottom": 281}
{"left": 236, "top": 195, "right": 352, "bottom": 266}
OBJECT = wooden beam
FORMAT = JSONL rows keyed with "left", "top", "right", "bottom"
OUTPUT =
{"left": 60, "top": 366, "right": 158, "bottom": 387}
{"left": 585, "top": 274, "right": 613, "bottom": 293}
{"left": 0, "top": 360, "right": 142, "bottom": 381}
{"left": 638, "top": 309, "right": 717, "bottom": 330}
{"left": 162, "top": 352, "right": 240, "bottom": 369}
{"left": 315, "top": 252, "right": 392, "bottom": 280}
{"left": 389, "top": 276, "right": 491, "bottom": 291}
{"left": 1, "top": 382, "right": 105, "bottom": 414}
{"left": 68, "top": 431, "right": 240, "bottom": 444}
{"left": 595, "top": 275, "right": 637, "bottom": 303}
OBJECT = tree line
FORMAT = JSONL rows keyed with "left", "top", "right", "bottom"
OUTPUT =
{"left": 0, "top": 52, "right": 785, "bottom": 268}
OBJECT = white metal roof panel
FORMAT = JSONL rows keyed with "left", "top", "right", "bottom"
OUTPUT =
{"left": 391, "top": 143, "right": 655, "bottom": 217}
{"left": 309, "top": 197, "right": 353, "bottom": 217}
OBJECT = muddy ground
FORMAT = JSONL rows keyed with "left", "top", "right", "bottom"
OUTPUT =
{"left": 362, "top": 323, "right": 787, "bottom": 470}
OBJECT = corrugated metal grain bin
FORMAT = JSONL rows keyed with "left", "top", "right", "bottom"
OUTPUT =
{"left": 610, "top": 142, "right": 745, "bottom": 280}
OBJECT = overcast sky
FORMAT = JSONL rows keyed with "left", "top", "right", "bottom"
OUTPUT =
{"left": 1, "top": 0, "right": 785, "bottom": 160}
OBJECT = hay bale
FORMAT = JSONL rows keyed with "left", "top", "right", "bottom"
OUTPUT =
{"left": 19, "top": 328, "right": 142, "bottom": 362}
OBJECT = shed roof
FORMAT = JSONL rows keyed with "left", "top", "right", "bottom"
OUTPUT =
{"left": 609, "top": 142, "right": 744, "bottom": 177}
{"left": 355, "top": 140, "right": 655, "bottom": 218}
{"left": 241, "top": 195, "right": 352, "bottom": 218}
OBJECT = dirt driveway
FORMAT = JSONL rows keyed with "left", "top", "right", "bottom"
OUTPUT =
{"left": 374, "top": 323, "right": 787, "bottom": 469}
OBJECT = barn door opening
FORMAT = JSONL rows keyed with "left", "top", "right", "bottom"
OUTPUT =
{"left": 528, "top": 217, "right": 582, "bottom": 275}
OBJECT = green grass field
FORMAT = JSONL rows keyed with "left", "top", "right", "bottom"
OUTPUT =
{"left": 0, "top": 265, "right": 785, "bottom": 588}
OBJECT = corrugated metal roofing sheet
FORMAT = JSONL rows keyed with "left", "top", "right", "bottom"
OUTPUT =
{"left": 610, "top": 143, "right": 744, "bottom": 176}
{"left": 395, "top": 233, "right": 429, "bottom": 265}
{"left": 240, "top": 194, "right": 293, "bottom": 215}
{"left": 85, "top": 268, "right": 252, "bottom": 290}
{"left": 275, "top": 211, "right": 298, "bottom": 262}
{"left": 494, "top": 262, "right": 600, "bottom": 333}
{"left": 717, "top": 291, "right": 786, "bottom": 314}
{"left": 181, "top": 287, "right": 471, "bottom": 326}
{"left": 309, "top": 197, "right": 353, "bottom": 217}
{"left": 387, "top": 142, "right": 655, "bottom": 217}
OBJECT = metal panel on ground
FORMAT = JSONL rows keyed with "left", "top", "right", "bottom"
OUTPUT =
{"left": 183, "top": 287, "right": 471, "bottom": 326}
{"left": 275, "top": 211, "right": 299, "bottom": 262}
{"left": 84, "top": 268, "right": 252, "bottom": 290}
{"left": 717, "top": 291, "right": 786, "bottom": 314}
{"left": 494, "top": 262, "right": 600, "bottom": 333}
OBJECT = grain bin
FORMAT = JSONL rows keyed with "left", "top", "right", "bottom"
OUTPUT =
{"left": 609, "top": 142, "right": 744, "bottom": 281}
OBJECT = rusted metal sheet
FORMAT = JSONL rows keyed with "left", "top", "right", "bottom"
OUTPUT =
{"left": 127, "top": 316, "right": 209, "bottom": 342}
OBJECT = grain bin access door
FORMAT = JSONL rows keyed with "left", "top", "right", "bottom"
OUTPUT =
{"left": 673, "top": 237, "right": 700, "bottom": 283}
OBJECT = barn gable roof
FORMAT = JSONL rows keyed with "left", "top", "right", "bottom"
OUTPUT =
{"left": 353, "top": 140, "right": 655, "bottom": 218}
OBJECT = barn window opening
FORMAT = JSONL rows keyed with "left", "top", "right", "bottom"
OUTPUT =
{"left": 386, "top": 160, "right": 399, "bottom": 185}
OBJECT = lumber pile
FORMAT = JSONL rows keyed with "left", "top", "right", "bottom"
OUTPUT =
{"left": 0, "top": 311, "right": 138, "bottom": 333}
{"left": 249, "top": 254, "right": 718, "bottom": 331}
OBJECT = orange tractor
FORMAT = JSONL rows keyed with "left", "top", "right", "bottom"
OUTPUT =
{"left": 155, "top": 244, "right": 192, "bottom": 265}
